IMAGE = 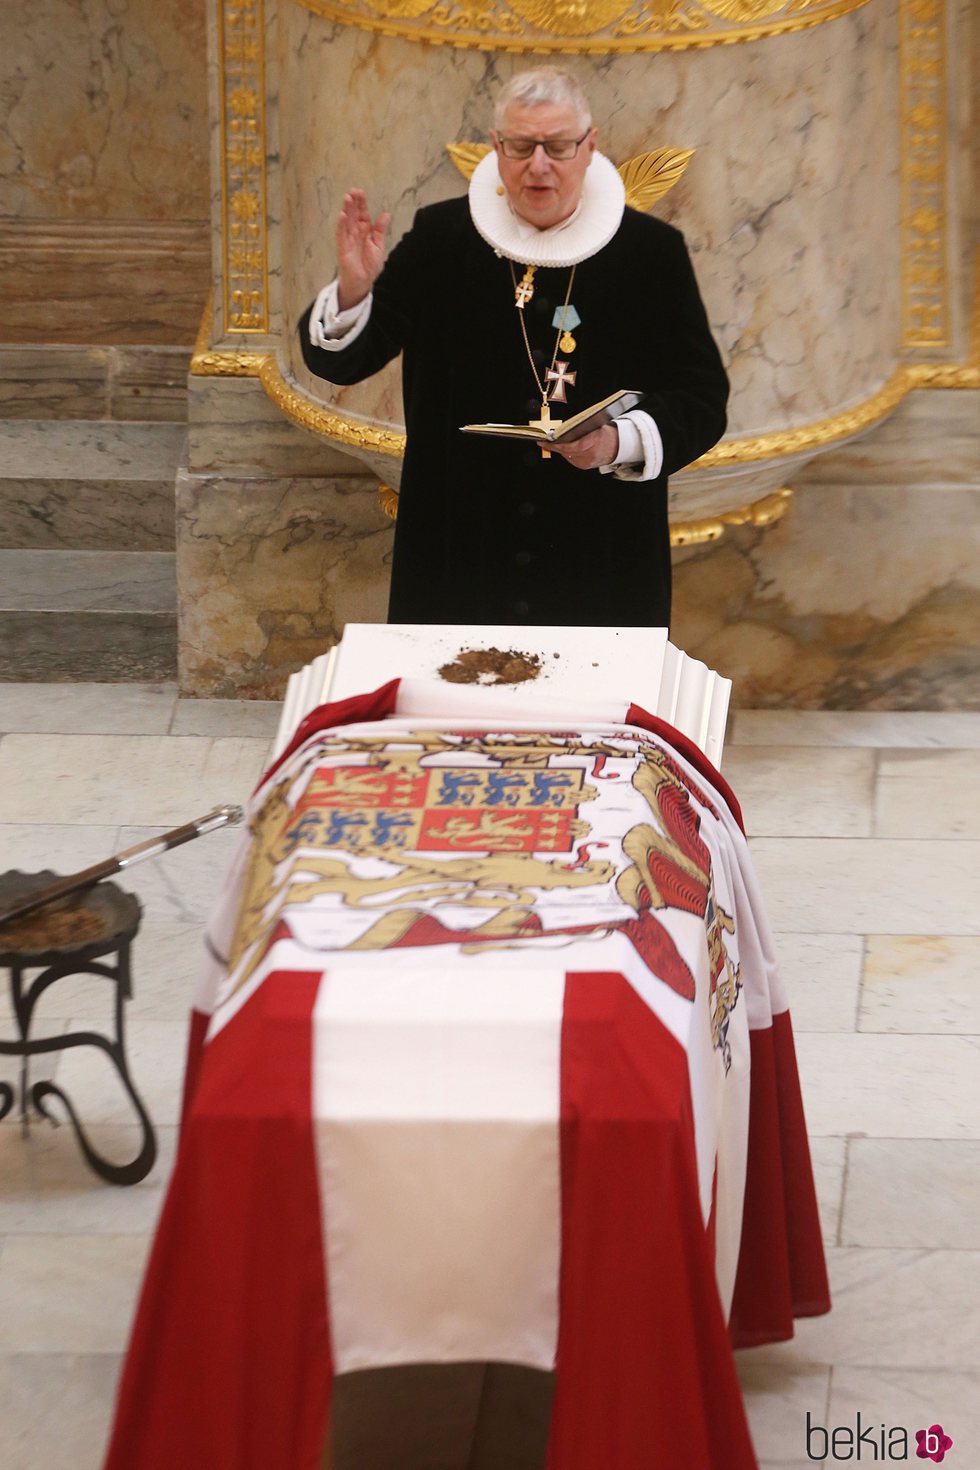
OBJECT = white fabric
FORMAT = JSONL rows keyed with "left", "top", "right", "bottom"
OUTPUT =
{"left": 308, "top": 281, "right": 372, "bottom": 351}
{"left": 467, "top": 150, "right": 626, "bottom": 267}
{"left": 314, "top": 962, "right": 564, "bottom": 1371}
{"left": 601, "top": 407, "right": 664, "bottom": 482}
{"left": 196, "top": 709, "right": 767, "bottom": 1349}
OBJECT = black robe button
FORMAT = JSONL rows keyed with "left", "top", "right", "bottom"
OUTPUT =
{"left": 514, "top": 550, "right": 532, "bottom": 567}
{"left": 518, "top": 500, "right": 536, "bottom": 517}
{"left": 531, "top": 347, "right": 547, "bottom": 369}
{"left": 533, "top": 295, "right": 552, "bottom": 318}
{"left": 513, "top": 599, "right": 530, "bottom": 616}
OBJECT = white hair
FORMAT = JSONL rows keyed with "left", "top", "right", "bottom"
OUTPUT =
{"left": 493, "top": 68, "right": 592, "bottom": 132}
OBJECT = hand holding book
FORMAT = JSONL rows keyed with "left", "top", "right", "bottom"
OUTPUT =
{"left": 460, "top": 389, "right": 646, "bottom": 445}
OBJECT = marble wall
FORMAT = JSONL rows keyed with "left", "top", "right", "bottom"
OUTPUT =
{"left": 0, "top": 0, "right": 211, "bottom": 344}
{"left": 672, "top": 390, "right": 980, "bottom": 710}
{"left": 176, "top": 468, "right": 393, "bottom": 697}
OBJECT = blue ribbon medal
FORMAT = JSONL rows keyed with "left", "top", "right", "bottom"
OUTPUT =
{"left": 552, "top": 304, "right": 581, "bottom": 353}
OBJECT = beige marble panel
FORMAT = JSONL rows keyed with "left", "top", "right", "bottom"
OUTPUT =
{"left": 0, "top": 0, "right": 208, "bottom": 220}
{"left": 0, "top": 221, "right": 210, "bottom": 346}
{"left": 0, "top": 1235, "right": 151, "bottom": 1353}
{"left": 0, "top": 733, "right": 268, "bottom": 825}
{"left": 800, "top": 391, "right": 980, "bottom": 487}
{"left": 673, "top": 482, "right": 980, "bottom": 710}
{"left": 721, "top": 748, "right": 875, "bottom": 838}
{"left": 874, "top": 750, "right": 980, "bottom": 839}
{"left": 750, "top": 837, "right": 980, "bottom": 936}
{"left": 176, "top": 467, "right": 394, "bottom": 697}
{"left": 729, "top": 712, "right": 980, "bottom": 748}
{"left": 187, "top": 376, "right": 361, "bottom": 477}
{"left": 793, "top": 1033, "right": 980, "bottom": 1138}
{"left": 748, "top": 1246, "right": 980, "bottom": 1369}
{"left": 0, "top": 1352, "right": 123, "bottom": 1470}
{"left": 771, "top": 933, "right": 863, "bottom": 1035}
{"left": 827, "top": 1367, "right": 979, "bottom": 1457}
{"left": 860, "top": 935, "right": 980, "bottom": 1034}
{"left": 279, "top": 4, "right": 899, "bottom": 439}
{"left": 108, "top": 348, "right": 194, "bottom": 423}
{"left": 842, "top": 1140, "right": 980, "bottom": 1248}
{"left": 0, "top": 347, "right": 109, "bottom": 420}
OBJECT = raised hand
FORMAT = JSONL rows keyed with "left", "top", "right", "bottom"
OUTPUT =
{"left": 336, "top": 190, "right": 391, "bottom": 310}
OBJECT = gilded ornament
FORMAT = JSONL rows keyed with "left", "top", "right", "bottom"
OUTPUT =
{"left": 446, "top": 142, "right": 492, "bottom": 181}
{"left": 295, "top": 0, "right": 874, "bottom": 55}
{"left": 219, "top": 0, "right": 269, "bottom": 334}
{"left": 698, "top": 0, "right": 789, "bottom": 18}
{"left": 900, "top": 0, "right": 949, "bottom": 349}
{"left": 617, "top": 149, "right": 695, "bottom": 210}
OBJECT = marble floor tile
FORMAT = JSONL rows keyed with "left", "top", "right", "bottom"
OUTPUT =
{"left": 772, "top": 933, "right": 863, "bottom": 1033}
{"left": 841, "top": 1140, "right": 980, "bottom": 1248}
{"left": 807, "top": 1136, "right": 848, "bottom": 1247}
{"left": 721, "top": 748, "right": 875, "bottom": 838}
{"left": 0, "top": 734, "right": 267, "bottom": 825}
{"left": 115, "top": 825, "right": 242, "bottom": 924}
{"left": 735, "top": 1360, "right": 830, "bottom": 1464}
{"left": 0, "top": 1126, "right": 176, "bottom": 1235}
{"left": 0, "top": 683, "right": 176, "bottom": 736}
{"left": 874, "top": 749, "right": 980, "bottom": 838}
{"left": 749, "top": 838, "right": 980, "bottom": 936}
{"left": 0, "top": 1018, "right": 71, "bottom": 1103}
{"left": 54, "top": 1021, "right": 188, "bottom": 1128}
{"left": 47, "top": 919, "right": 207, "bottom": 1025}
{"left": 0, "top": 1233, "right": 151, "bottom": 1353}
{"left": 170, "top": 695, "right": 281, "bottom": 740}
{"left": 746, "top": 1246, "right": 980, "bottom": 1368}
{"left": 793, "top": 1033, "right": 980, "bottom": 1138}
{"left": 0, "top": 1352, "right": 122, "bottom": 1470}
{"left": 826, "top": 1367, "right": 978, "bottom": 1463}
{"left": 730, "top": 711, "right": 980, "bottom": 748}
{"left": 860, "top": 935, "right": 980, "bottom": 1034}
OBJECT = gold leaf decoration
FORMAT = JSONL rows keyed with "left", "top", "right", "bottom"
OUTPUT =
{"left": 446, "top": 141, "right": 493, "bottom": 181}
{"left": 618, "top": 148, "right": 695, "bottom": 211}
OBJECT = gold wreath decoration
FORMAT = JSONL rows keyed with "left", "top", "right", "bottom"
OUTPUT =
{"left": 445, "top": 142, "right": 694, "bottom": 210}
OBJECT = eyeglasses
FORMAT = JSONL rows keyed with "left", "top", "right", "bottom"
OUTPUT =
{"left": 496, "top": 131, "right": 591, "bottom": 161}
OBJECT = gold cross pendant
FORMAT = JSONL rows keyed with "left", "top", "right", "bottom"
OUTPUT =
{"left": 528, "top": 400, "right": 562, "bottom": 459}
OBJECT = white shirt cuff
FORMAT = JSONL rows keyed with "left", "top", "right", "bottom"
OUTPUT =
{"left": 600, "top": 409, "right": 664, "bottom": 481}
{"left": 308, "top": 281, "right": 373, "bottom": 351}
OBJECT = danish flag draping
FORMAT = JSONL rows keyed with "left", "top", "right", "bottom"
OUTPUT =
{"left": 104, "top": 682, "right": 828, "bottom": 1470}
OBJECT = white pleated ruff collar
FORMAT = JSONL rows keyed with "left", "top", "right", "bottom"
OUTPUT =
{"left": 467, "top": 150, "right": 626, "bottom": 268}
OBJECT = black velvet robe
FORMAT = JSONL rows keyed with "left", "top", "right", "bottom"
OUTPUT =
{"left": 299, "top": 198, "right": 728, "bottom": 629}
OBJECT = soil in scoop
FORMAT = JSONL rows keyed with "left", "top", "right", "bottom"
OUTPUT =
{"left": 0, "top": 903, "right": 106, "bottom": 952}
{"left": 437, "top": 647, "right": 543, "bottom": 686}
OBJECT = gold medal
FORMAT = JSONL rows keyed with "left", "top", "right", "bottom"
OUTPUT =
{"left": 559, "top": 330, "right": 576, "bottom": 353}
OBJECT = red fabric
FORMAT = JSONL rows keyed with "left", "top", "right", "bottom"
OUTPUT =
{"left": 102, "top": 971, "right": 332, "bottom": 1470}
{"left": 548, "top": 972, "right": 758, "bottom": 1470}
{"left": 729, "top": 1011, "right": 831, "bottom": 1347}
{"left": 257, "top": 679, "right": 402, "bottom": 791}
{"left": 625, "top": 701, "right": 745, "bottom": 833}
{"left": 178, "top": 1006, "right": 209, "bottom": 1123}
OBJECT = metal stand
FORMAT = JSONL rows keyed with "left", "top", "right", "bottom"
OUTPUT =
{"left": 0, "top": 874, "right": 156, "bottom": 1186}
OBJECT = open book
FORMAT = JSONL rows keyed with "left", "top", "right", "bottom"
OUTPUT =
{"left": 460, "top": 389, "right": 645, "bottom": 445}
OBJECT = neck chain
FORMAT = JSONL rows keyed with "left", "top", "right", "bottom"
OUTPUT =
{"left": 509, "top": 261, "right": 577, "bottom": 414}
